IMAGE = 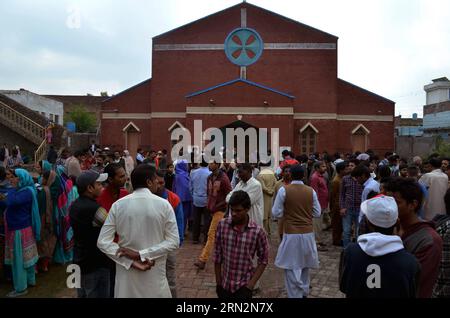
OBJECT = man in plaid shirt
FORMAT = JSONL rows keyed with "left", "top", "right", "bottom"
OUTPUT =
{"left": 214, "top": 191, "right": 269, "bottom": 299}
{"left": 339, "top": 159, "right": 363, "bottom": 248}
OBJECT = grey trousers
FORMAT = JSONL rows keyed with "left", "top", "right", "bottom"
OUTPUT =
{"left": 77, "top": 268, "right": 111, "bottom": 298}
{"left": 166, "top": 251, "right": 177, "bottom": 298}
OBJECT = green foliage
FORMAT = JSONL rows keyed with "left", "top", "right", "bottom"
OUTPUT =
{"left": 432, "top": 135, "right": 450, "bottom": 158}
{"left": 66, "top": 104, "right": 96, "bottom": 133}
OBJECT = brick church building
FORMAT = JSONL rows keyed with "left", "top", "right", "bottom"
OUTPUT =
{"left": 100, "top": 2, "right": 395, "bottom": 159}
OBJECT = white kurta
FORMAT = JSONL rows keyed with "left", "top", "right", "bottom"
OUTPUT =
{"left": 97, "top": 188, "right": 179, "bottom": 298}
{"left": 226, "top": 177, "right": 264, "bottom": 227}
{"left": 419, "top": 169, "right": 449, "bottom": 220}
{"left": 272, "top": 181, "right": 321, "bottom": 270}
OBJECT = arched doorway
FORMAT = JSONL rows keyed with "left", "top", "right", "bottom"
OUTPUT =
{"left": 220, "top": 120, "right": 259, "bottom": 163}
{"left": 123, "top": 122, "right": 141, "bottom": 159}
{"left": 352, "top": 124, "right": 370, "bottom": 153}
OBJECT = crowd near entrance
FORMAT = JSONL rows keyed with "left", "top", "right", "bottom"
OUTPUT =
{"left": 0, "top": 140, "right": 449, "bottom": 298}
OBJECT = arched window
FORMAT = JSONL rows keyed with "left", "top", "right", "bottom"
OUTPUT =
{"left": 300, "top": 123, "right": 318, "bottom": 155}
{"left": 168, "top": 121, "right": 185, "bottom": 148}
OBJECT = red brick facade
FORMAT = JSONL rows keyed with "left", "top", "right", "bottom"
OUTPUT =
{"left": 100, "top": 2, "right": 394, "bottom": 159}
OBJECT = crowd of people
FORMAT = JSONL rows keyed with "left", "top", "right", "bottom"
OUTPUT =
{"left": 0, "top": 140, "right": 449, "bottom": 298}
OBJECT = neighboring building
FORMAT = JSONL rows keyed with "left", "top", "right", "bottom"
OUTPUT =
{"left": 0, "top": 93, "right": 65, "bottom": 162}
{"left": 0, "top": 89, "right": 64, "bottom": 125}
{"left": 395, "top": 114, "right": 423, "bottom": 137}
{"left": 44, "top": 95, "right": 106, "bottom": 129}
{"left": 423, "top": 77, "right": 450, "bottom": 139}
{"left": 101, "top": 2, "right": 395, "bottom": 158}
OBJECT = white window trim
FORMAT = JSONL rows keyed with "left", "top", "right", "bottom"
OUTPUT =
{"left": 300, "top": 122, "right": 319, "bottom": 134}
{"left": 352, "top": 124, "right": 370, "bottom": 135}
{"left": 122, "top": 121, "right": 141, "bottom": 132}
{"left": 168, "top": 120, "right": 185, "bottom": 132}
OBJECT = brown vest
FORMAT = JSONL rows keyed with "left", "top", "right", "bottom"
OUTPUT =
{"left": 283, "top": 184, "right": 314, "bottom": 234}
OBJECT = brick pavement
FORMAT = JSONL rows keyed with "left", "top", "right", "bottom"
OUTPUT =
{"left": 177, "top": 220, "right": 344, "bottom": 298}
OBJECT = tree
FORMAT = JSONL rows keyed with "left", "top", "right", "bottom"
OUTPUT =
{"left": 432, "top": 135, "right": 450, "bottom": 158}
{"left": 66, "top": 104, "right": 96, "bottom": 133}
{"left": 100, "top": 91, "right": 109, "bottom": 97}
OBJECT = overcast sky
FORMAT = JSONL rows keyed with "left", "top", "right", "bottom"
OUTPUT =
{"left": 1, "top": 0, "right": 449, "bottom": 117}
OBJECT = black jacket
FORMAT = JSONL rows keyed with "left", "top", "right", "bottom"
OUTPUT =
{"left": 69, "top": 196, "right": 112, "bottom": 273}
{"left": 339, "top": 242, "right": 421, "bottom": 298}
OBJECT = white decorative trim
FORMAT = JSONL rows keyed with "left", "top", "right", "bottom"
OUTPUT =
{"left": 154, "top": 44, "right": 224, "bottom": 51}
{"left": 337, "top": 115, "right": 393, "bottom": 122}
{"left": 153, "top": 43, "right": 337, "bottom": 51}
{"left": 264, "top": 43, "right": 336, "bottom": 50}
{"left": 300, "top": 122, "right": 319, "bottom": 134}
{"left": 187, "top": 107, "right": 294, "bottom": 115}
{"left": 152, "top": 112, "right": 186, "bottom": 118}
{"left": 294, "top": 113, "right": 393, "bottom": 122}
{"left": 102, "top": 111, "right": 392, "bottom": 122}
{"left": 168, "top": 121, "right": 185, "bottom": 132}
{"left": 102, "top": 113, "right": 151, "bottom": 119}
{"left": 352, "top": 124, "right": 370, "bottom": 135}
{"left": 103, "top": 112, "right": 186, "bottom": 119}
{"left": 241, "top": 8, "right": 247, "bottom": 28}
{"left": 240, "top": 66, "right": 247, "bottom": 80}
{"left": 294, "top": 113, "right": 337, "bottom": 120}
{"left": 122, "top": 121, "right": 141, "bottom": 132}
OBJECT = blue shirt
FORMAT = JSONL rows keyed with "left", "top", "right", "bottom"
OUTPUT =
{"left": 189, "top": 167, "right": 211, "bottom": 207}
{"left": 161, "top": 189, "right": 185, "bottom": 245}
{"left": 5, "top": 187, "right": 33, "bottom": 231}
{"left": 418, "top": 183, "right": 428, "bottom": 220}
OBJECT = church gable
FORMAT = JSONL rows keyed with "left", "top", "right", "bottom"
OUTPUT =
{"left": 153, "top": 2, "right": 337, "bottom": 46}
{"left": 102, "top": 79, "right": 152, "bottom": 113}
{"left": 153, "top": 4, "right": 241, "bottom": 44}
{"left": 337, "top": 79, "right": 395, "bottom": 117}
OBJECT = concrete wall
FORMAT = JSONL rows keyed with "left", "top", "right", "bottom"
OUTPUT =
{"left": 426, "top": 87, "right": 450, "bottom": 105}
{"left": 0, "top": 122, "right": 36, "bottom": 162}
{"left": 67, "top": 133, "right": 98, "bottom": 152}
{"left": 0, "top": 90, "right": 64, "bottom": 125}
{"left": 423, "top": 111, "right": 450, "bottom": 130}
{"left": 395, "top": 136, "right": 436, "bottom": 160}
{"left": 397, "top": 126, "right": 423, "bottom": 136}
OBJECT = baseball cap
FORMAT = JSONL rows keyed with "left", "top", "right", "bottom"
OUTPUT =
{"left": 76, "top": 170, "right": 108, "bottom": 192}
{"left": 360, "top": 195, "right": 398, "bottom": 228}
{"left": 334, "top": 158, "right": 345, "bottom": 165}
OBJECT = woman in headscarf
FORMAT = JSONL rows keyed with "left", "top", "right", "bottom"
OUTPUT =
{"left": 52, "top": 165, "right": 78, "bottom": 264}
{"left": 4, "top": 168, "right": 41, "bottom": 297}
{"left": 35, "top": 161, "right": 58, "bottom": 272}
{"left": 173, "top": 160, "right": 193, "bottom": 234}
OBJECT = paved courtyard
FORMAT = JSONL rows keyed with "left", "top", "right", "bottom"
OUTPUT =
{"left": 0, "top": 221, "right": 344, "bottom": 298}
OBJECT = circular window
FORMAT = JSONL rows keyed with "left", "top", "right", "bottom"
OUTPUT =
{"left": 224, "top": 28, "right": 264, "bottom": 67}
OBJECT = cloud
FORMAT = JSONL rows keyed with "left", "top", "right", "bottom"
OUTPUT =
{"left": 0, "top": 0, "right": 449, "bottom": 117}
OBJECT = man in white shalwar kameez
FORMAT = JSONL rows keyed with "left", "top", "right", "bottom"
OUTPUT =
{"left": 97, "top": 165, "right": 179, "bottom": 298}
{"left": 272, "top": 164, "right": 321, "bottom": 298}
{"left": 226, "top": 163, "right": 264, "bottom": 227}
